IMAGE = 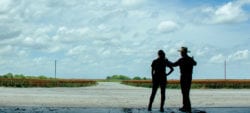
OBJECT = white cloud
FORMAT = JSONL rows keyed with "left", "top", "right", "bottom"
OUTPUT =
{"left": 228, "top": 50, "right": 249, "bottom": 61}
{"left": 214, "top": 2, "right": 247, "bottom": 23}
{"left": 0, "top": 45, "right": 13, "bottom": 55}
{"left": 67, "top": 45, "right": 87, "bottom": 56}
{"left": 157, "top": 20, "right": 179, "bottom": 33}
{"left": 201, "top": 1, "right": 249, "bottom": 24}
{"left": 209, "top": 54, "right": 225, "bottom": 63}
{"left": 121, "top": 0, "right": 145, "bottom": 6}
{"left": 0, "top": 0, "right": 12, "bottom": 12}
{"left": 52, "top": 26, "right": 90, "bottom": 43}
{"left": 0, "top": 0, "right": 250, "bottom": 78}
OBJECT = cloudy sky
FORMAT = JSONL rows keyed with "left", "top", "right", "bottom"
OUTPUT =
{"left": 0, "top": 0, "right": 250, "bottom": 79}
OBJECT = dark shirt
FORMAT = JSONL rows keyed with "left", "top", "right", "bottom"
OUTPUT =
{"left": 172, "top": 56, "right": 197, "bottom": 76}
{"left": 151, "top": 58, "right": 172, "bottom": 78}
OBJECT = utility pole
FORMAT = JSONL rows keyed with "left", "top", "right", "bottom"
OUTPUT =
{"left": 224, "top": 60, "right": 227, "bottom": 80}
{"left": 55, "top": 60, "right": 57, "bottom": 79}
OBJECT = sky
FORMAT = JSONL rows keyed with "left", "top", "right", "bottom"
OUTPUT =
{"left": 0, "top": 0, "right": 250, "bottom": 79}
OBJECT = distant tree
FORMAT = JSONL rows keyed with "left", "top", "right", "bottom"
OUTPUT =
{"left": 106, "top": 75, "right": 131, "bottom": 80}
{"left": 14, "top": 74, "right": 26, "bottom": 79}
{"left": 38, "top": 75, "right": 48, "bottom": 79}
{"left": 106, "top": 76, "right": 111, "bottom": 79}
{"left": 133, "top": 76, "right": 141, "bottom": 80}
{"left": 142, "top": 77, "right": 147, "bottom": 80}
{"left": 3, "top": 73, "right": 14, "bottom": 78}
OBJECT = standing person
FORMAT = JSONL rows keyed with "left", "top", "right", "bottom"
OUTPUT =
{"left": 172, "top": 47, "right": 197, "bottom": 112}
{"left": 148, "top": 50, "right": 174, "bottom": 112}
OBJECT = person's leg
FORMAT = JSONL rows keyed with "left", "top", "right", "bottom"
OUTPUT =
{"left": 160, "top": 81, "right": 166, "bottom": 112}
{"left": 185, "top": 80, "right": 192, "bottom": 110}
{"left": 180, "top": 79, "right": 186, "bottom": 108}
{"left": 180, "top": 77, "right": 192, "bottom": 112}
{"left": 148, "top": 82, "right": 159, "bottom": 111}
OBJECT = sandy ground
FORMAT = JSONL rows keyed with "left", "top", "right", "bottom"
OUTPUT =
{"left": 0, "top": 82, "right": 250, "bottom": 112}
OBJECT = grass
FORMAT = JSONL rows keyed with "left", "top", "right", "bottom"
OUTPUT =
{"left": 122, "top": 79, "right": 250, "bottom": 89}
{"left": 0, "top": 78, "right": 97, "bottom": 87}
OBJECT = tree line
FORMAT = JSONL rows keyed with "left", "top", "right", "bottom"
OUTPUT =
{"left": 0, "top": 73, "right": 52, "bottom": 79}
{"left": 106, "top": 75, "right": 149, "bottom": 80}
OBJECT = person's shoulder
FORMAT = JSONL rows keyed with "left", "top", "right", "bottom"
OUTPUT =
{"left": 153, "top": 58, "right": 158, "bottom": 62}
{"left": 178, "top": 57, "right": 183, "bottom": 61}
{"left": 187, "top": 56, "right": 194, "bottom": 60}
{"left": 152, "top": 59, "right": 158, "bottom": 64}
{"left": 165, "top": 58, "right": 170, "bottom": 63}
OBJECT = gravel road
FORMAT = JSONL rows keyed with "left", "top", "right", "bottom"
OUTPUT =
{"left": 0, "top": 82, "right": 250, "bottom": 108}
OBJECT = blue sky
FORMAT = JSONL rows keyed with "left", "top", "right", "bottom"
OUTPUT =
{"left": 0, "top": 0, "right": 250, "bottom": 79}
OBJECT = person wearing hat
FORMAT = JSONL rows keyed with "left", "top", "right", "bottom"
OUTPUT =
{"left": 171, "top": 47, "right": 197, "bottom": 112}
{"left": 148, "top": 50, "right": 174, "bottom": 112}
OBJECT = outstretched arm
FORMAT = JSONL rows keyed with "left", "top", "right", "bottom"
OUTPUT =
{"left": 169, "top": 60, "right": 179, "bottom": 67}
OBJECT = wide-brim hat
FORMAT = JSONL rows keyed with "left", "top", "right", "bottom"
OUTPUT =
{"left": 178, "top": 47, "right": 190, "bottom": 53}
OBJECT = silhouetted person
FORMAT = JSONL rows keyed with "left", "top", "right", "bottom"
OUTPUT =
{"left": 148, "top": 50, "right": 173, "bottom": 112}
{"left": 171, "top": 47, "right": 197, "bottom": 113}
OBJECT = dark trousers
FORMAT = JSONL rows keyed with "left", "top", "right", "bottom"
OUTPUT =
{"left": 148, "top": 77, "right": 166, "bottom": 109}
{"left": 180, "top": 76, "right": 192, "bottom": 109}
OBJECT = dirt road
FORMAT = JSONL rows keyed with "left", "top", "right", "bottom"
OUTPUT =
{"left": 0, "top": 82, "right": 250, "bottom": 108}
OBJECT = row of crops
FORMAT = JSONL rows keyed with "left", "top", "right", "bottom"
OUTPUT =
{"left": 122, "top": 79, "right": 250, "bottom": 89}
{"left": 0, "top": 78, "right": 97, "bottom": 87}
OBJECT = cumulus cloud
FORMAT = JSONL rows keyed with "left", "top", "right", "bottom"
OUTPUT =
{"left": 53, "top": 26, "right": 90, "bottom": 43}
{"left": 209, "top": 54, "right": 225, "bottom": 63}
{"left": 0, "top": 0, "right": 249, "bottom": 78}
{"left": 67, "top": 45, "right": 87, "bottom": 56}
{"left": 210, "top": 50, "right": 250, "bottom": 64}
{"left": 213, "top": 2, "right": 247, "bottom": 23}
{"left": 201, "top": 1, "right": 249, "bottom": 24}
{"left": 228, "top": 49, "right": 249, "bottom": 61}
{"left": 0, "top": 0, "right": 12, "bottom": 12}
{"left": 121, "top": 0, "right": 145, "bottom": 6}
{"left": 157, "top": 20, "right": 179, "bottom": 33}
{"left": 0, "top": 25, "right": 21, "bottom": 40}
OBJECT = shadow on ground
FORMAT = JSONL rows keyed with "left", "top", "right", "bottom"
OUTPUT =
{"left": 0, "top": 107, "right": 250, "bottom": 113}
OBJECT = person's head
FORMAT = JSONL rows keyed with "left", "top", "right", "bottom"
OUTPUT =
{"left": 178, "top": 47, "right": 190, "bottom": 57}
{"left": 158, "top": 50, "right": 165, "bottom": 59}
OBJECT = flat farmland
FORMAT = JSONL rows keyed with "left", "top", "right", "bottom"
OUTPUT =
{"left": 122, "top": 79, "right": 250, "bottom": 89}
{"left": 0, "top": 82, "right": 250, "bottom": 108}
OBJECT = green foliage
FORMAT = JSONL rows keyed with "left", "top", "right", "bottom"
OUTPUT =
{"left": 142, "top": 77, "right": 148, "bottom": 80}
{"left": 133, "top": 76, "right": 141, "bottom": 80}
{"left": 38, "top": 75, "right": 48, "bottom": 79}
{"left": 14, "top": 74, "right": 26, "bottom": 79}
{"left": 132, "top": 76, "right": 149, "bottom": 80}
{"left": 0, "top": 73, "right": 52, "bottom": 80}
{"left": 2, "top": 73, "right": 14, "bottom": 78}
{"left": 106, "top": 75, "right": 131, "bottom": 80}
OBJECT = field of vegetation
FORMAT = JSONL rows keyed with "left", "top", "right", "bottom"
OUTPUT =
{"left": 122, "top": 79, "right": 250, "bottom": 89}
{"left": 0, "top": 73, "right": 97, "bottom": 87}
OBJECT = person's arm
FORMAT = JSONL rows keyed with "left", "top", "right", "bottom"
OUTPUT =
{"left": 192, "top": 56, "right": 197, "bottom": 66}
{"left": 170, "top": 59, "right": 180, "bottom": 67}
{"left": 166, "top": 66, "right": 173, "bottom": 76}
{"left": 166, "top": 60, "right": 174, "bottom": 76}
{"left": 151, "top": 67, "right": 154, "bottom": 77}
{"left": 151, "top": 61, "right": 155, "bottom": 77}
